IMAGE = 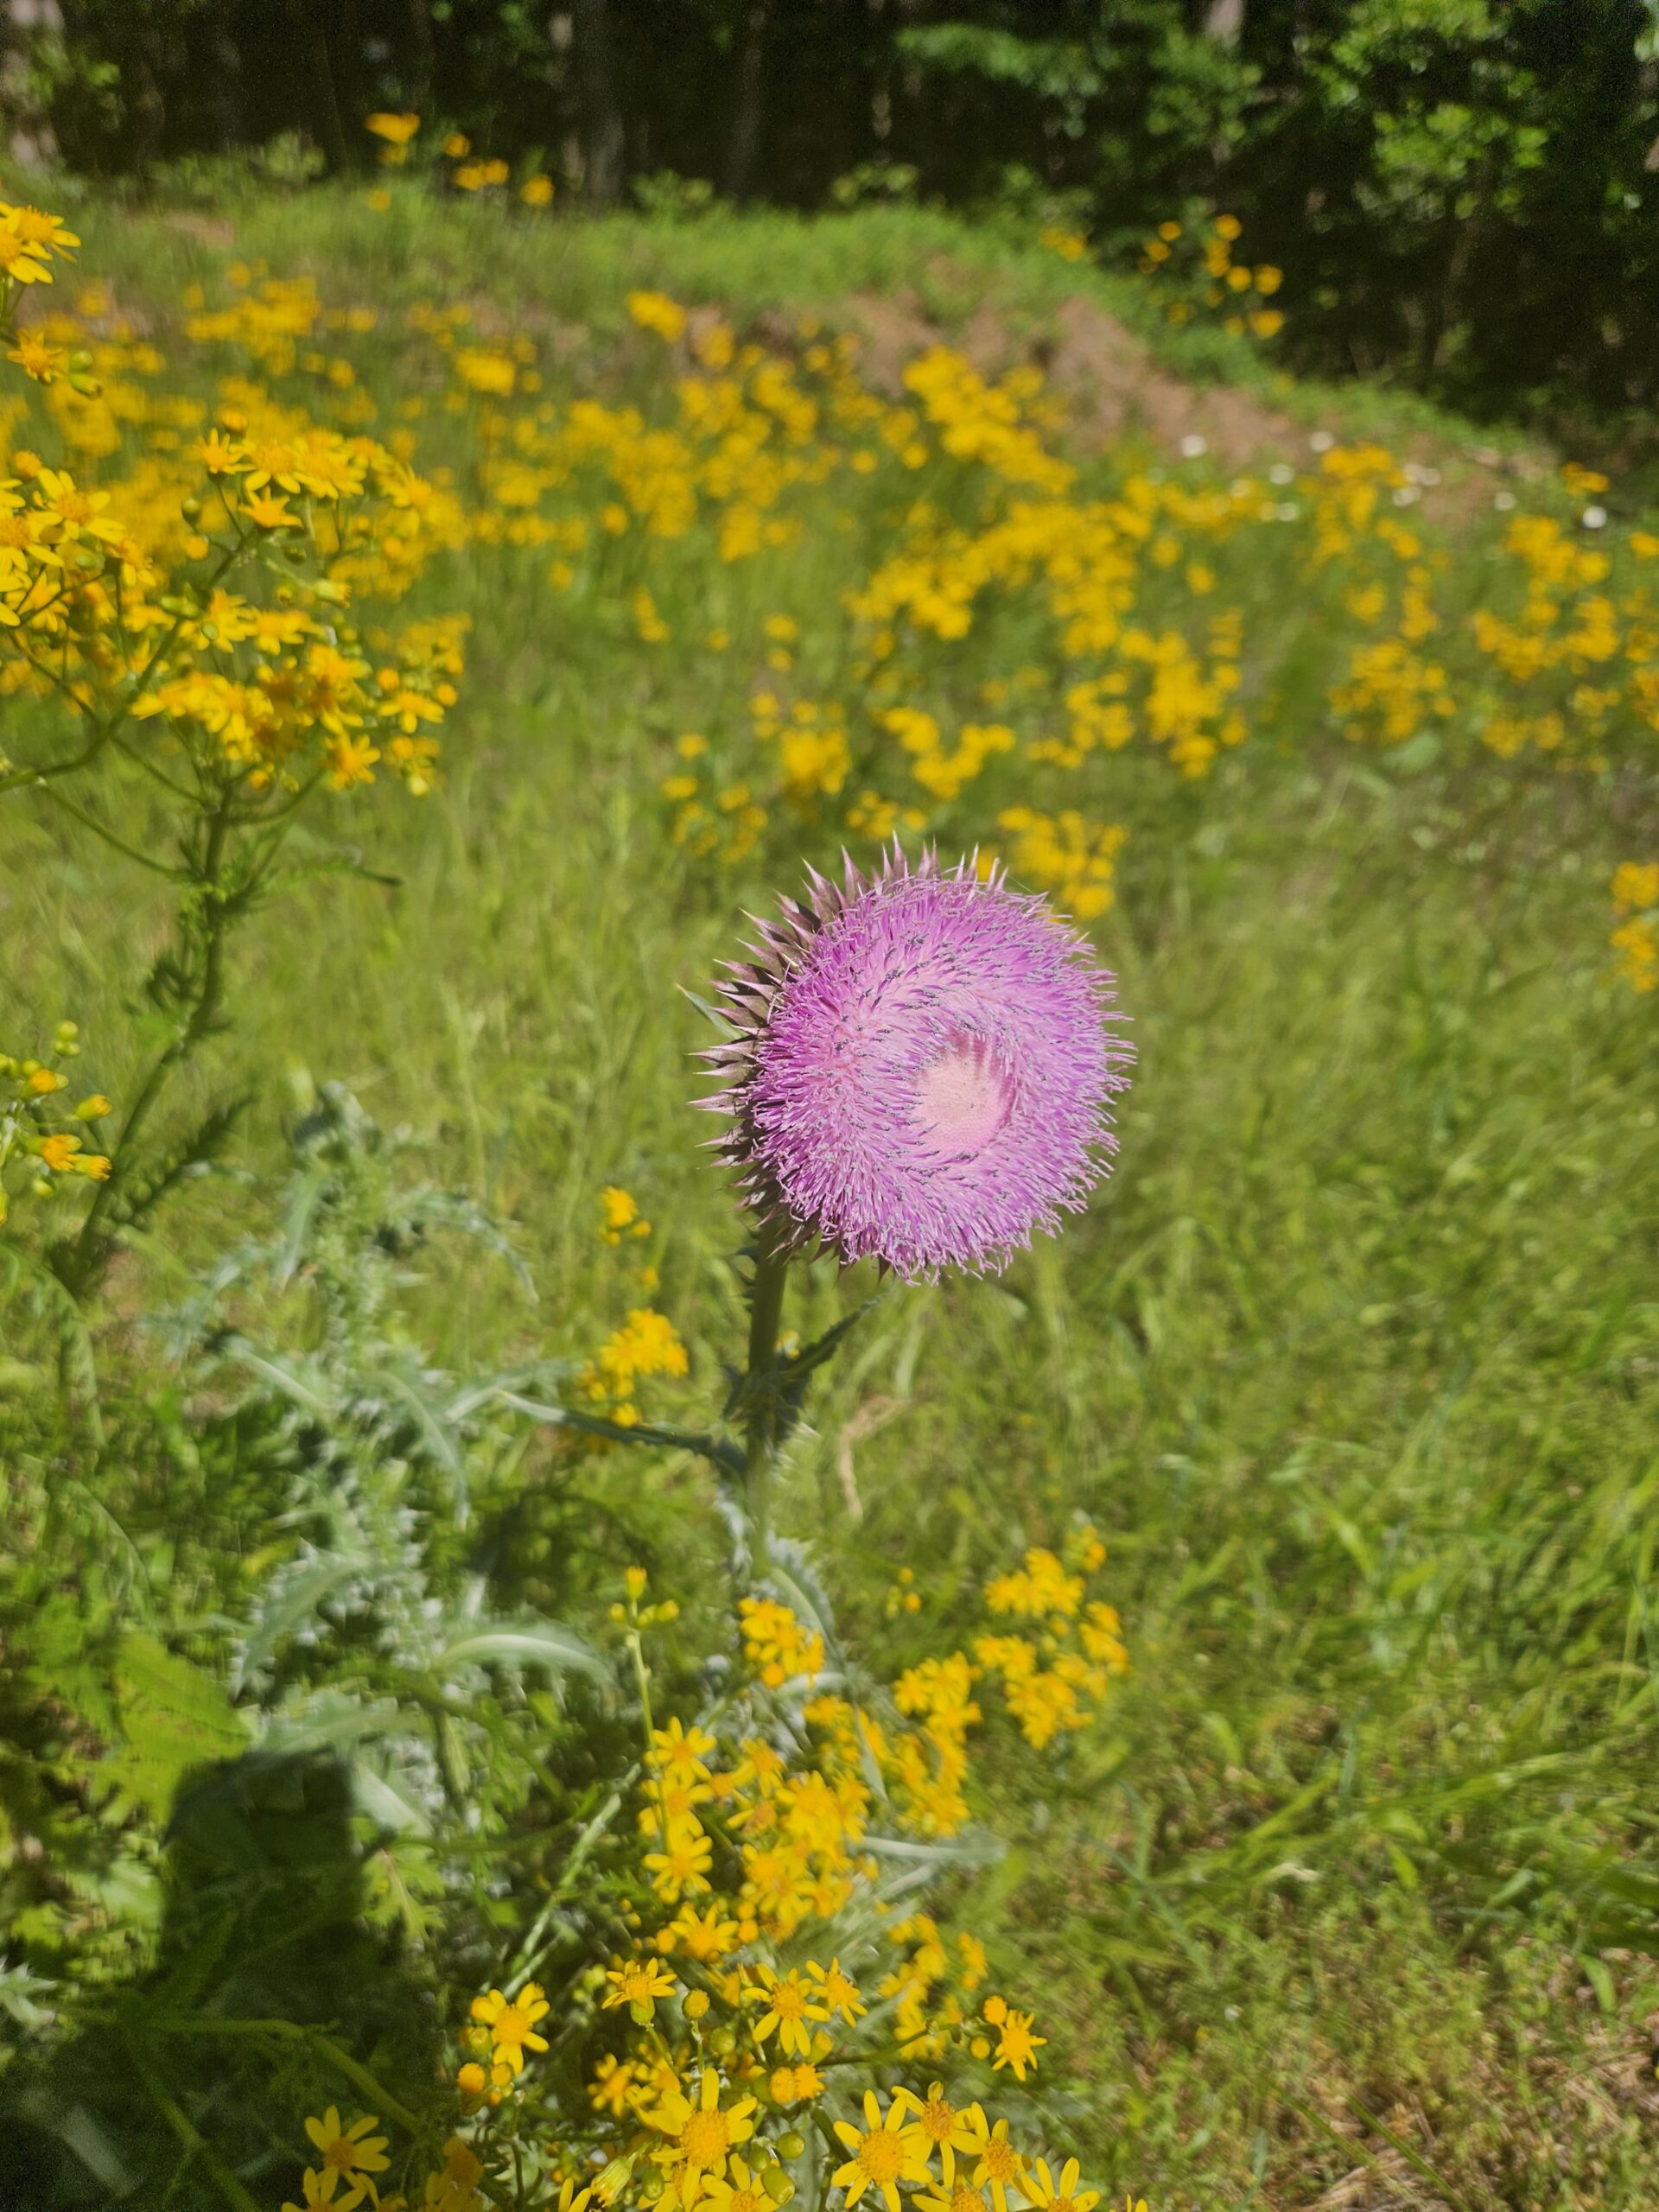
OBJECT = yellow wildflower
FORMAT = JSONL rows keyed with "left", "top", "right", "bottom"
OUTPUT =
{"left": 1021, "top": 2161, "right": 1100, "bottom": 2212}
{"left": 650, "top": 2069, "right": 759, "bottom": 2209}
{"left": 895, "top": 2084, "right": 978, "bottom": 2184}
{"left": 832, "top": 2092, "right": 931, "bottom": 2212}
{"left": 963, "top": 2108, "right": 1024, "bottom": 2212}
{"left": 282, "top": 2172, "right": 338, "bottom": 2212}
{"left": 768, "top": 2063, "right": 826, "bottom": 2104}
{"left": 1612, "top": 861, "right": 1659, "bottom": 912}
{"left": 751, "top": 1965, "right": 830, "bottom": 2056}
{"left": 365, "top": 113, "right": 421, "bottom": 146}
{"left": 302, "top": 2108, "right": 390, "bottom": 2205}
{"left": 467, "top": 1983, "right": 550, "bottom": 2076}
{"left": 989, "top": 2005, "right": 1045, "bottom": 2081}
{"left": 700, "top": 2155, "right": 776, "bottom": 2212}
{"left": 628, "top": 291, "right": 689, "bottom": 343}
{"left": 603, "top": 1956, "right": 678, "bottom": 2022}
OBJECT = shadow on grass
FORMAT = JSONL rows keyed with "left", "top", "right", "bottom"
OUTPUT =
{"left": 5, "top": 1750, "right": 436, "bottom": 2209}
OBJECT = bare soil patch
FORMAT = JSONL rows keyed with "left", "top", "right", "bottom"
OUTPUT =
{"left": 842, "top": 283, "right": 1297, "bottom": 465}
{"left": 836, "top": 277, "right": 1551, "bottom": 528}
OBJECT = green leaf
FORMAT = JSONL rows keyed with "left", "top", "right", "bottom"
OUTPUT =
{"left": 368, "top": 1362, "right": 473, "bottom": 1521}
{"left": 1385, "top": 1841, "right": 1421, "bottom": 1891}
{"left": 101, "top": 1632, "right": 249, "bottom": 1821}
{"left": 350, "top": 1756, "right": 435, "bottom": 1835}
{"left": 0, "top": 1243, "right": 103, "bottom": 1447}
{"left": 0, "top": 1959, "right": 58, "bottom": 2032}
{"left": 256, "top": 1692, "right": 409, "bottom": 1757}
{"left": 861, "top": 1827, "right": 1004, "bottom": 1868}
{"left": 1578, "top": 1953, "right": 1617, "bottom": 2014}
{"left": 222, "top": 1338, "right": 336, "bottom": 1420}
{"left": 237, "top": 1548, "right": 367, "bottom": 1687}
{"left": 897, "top": 25, "right": 1103, "bottom": 103}
{"left": 436, "top": 1616, "right": 604, "bottom": 1679}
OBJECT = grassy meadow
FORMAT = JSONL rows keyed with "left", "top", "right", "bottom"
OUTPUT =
{"left": 4, "top": 180, "right": 1659, "bottom": 2209}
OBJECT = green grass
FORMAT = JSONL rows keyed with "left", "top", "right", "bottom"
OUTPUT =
{"left": 5, "top": 187, "right": 1659, "bottom": 2207}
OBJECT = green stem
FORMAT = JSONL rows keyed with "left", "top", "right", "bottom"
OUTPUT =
{"left": 0, "top": 529, "right": 249, "bottom": 803}
{"left": 58, "top": 791, "right": 238, "bottom": 1295}
{"left": 523, "top": 1401, "right": 742, "bottom": 1478}
{"left": 146, "top": 2016, "right": 422, "bottom": 2135}
{"left": 34, "top": 776, "right": 188, "bottom": 878}
{"left": 627, "top": 1624, "right": 658, "bottom": 1752}
{"left": 741, "top": 1214, "right": 791, "bottom": 1583}
{"left": 626, "top": 1611, "right": 679, "bottom": 1890}
{"left": 124, "top": 2031, "right": 263, "bottom": 2212}
{"left": 506, "top": 1781, "right": 628, "bottom": 1993}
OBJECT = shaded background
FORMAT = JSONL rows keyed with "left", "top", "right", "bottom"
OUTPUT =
{"left": 8, "top": 0, "right": 1659, "bottom": 439}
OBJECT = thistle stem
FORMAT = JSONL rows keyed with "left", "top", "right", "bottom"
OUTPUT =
{"left": 741, "top": 1214, "right": 791, "bottom": 1582}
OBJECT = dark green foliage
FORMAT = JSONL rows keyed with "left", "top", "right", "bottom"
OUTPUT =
{"left": 0, "top": 1089, "right": 652, "bottom": 2203}
{"left": 14, "top": 0, "right": 1659, "bottom": 432}
{"left": 156, "top": 1084, "right": 610, "bottom": 1854}
{"left": 3, "top": 1751, "right": 435, "bottom": 2212}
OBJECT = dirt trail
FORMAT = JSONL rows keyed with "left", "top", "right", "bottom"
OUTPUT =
{"left": 836, "top": 277, "right": 1550, "bottom": 525}
{"left": 847, "top": 284, "right": 1298, "bottom": 467}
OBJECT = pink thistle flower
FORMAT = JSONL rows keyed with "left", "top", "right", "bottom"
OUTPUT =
{"left": 700, "top": 847, "right": 1132, "bottom": 1280}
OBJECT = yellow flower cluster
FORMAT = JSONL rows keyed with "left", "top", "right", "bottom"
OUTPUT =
{"left": 582, "top": 1309, "right": 691, "bottom": 1426}
{"left": 149, "top": 266, "right": 1253, "bottom": 899}
{"left": 182, "top": 264, "right": 372, "bottom": 379}
{"left": 0, "top": 227, "right": 464, "bottom": 814}
{"left": 283, "top": 2107, "right": 390, "bottom": 2211}
{"left": 903, "top": 350, "right": 1075, "bottom": 495}
{"left": 0, "top": 1020, "right": 111, "bottom": 1227}
{"left": 564, "top": 1975, "right": 1074, "bottom": 2199}
{"left": 1138, "top": 214, "right": 1284, "bottom": 340}
{"left": 365, "top": 114, "right": 553, "bottom": 202}
{"left": 453, "top": 155, "right": 512, "bottom": 194}
{"left": 879, "top": 708, "right": 1015, "bottom": 802}
{"left": 22, "top": 222, "right": 1655, "bottom": 1002}
{"left": 626, "top": 1530, "right": 1126, "bottom": 1977}
{"left": 601, "top": 1185, "right": 655, "bottom": 1246}
{"left": 1611, "top": 861, "right": 1659, "bottom": 993}
{"left": 0, "top": 197, "right": 92, "bottom": 410}
{"left": 365, "top": 111, "right": 421, "bottom": 162}
{"left": 847, "top": 463, "right": 1254, "bottom": 792}
{"left": 1329, "top": 634, "right": 1453, "bottom": 747}
{"left": 293, "top": 2063, "right": 1131, "bottom": 2212}
{"left": 285, "top": 2113, "right": 495, "bottom": 2212}
{"left": 630, "top": 291, "right": 690, "bottom": 345}
{"left": 280, "top": 1548, "right": 1145, "bottom": 2212}
{"left": 736, "top": 1596, "right": 824, "bottom": 1689}
{"left": 1468, "top": 507, "right": 1659, "bottom": 769}
{"left": 992, "top": 809, "right": 1127, "bottom": 919}
{"left": 969, "top": 1537, "right": 1129, "bottom": 1750}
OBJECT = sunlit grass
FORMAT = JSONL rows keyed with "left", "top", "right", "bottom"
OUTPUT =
{"left": 4, "top": 184, "right": 1658, "bottom": 2204}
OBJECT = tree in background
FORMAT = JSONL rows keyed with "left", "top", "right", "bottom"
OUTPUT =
{"left": 3, "top": 0, "right": 1658, "bottom": 432}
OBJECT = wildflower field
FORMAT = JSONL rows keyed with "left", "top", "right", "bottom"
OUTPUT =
{"left": 3, "top": 173, "right": 1659, "bottom": 2212}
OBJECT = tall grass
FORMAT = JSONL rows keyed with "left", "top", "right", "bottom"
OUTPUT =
{"left": 4, "top": 187, "right": 1657, "bottom": 2205}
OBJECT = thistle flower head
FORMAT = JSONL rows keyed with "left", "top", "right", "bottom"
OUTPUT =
{"left": 700, "top": 847, "right": 1132, "bottom": 1280}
